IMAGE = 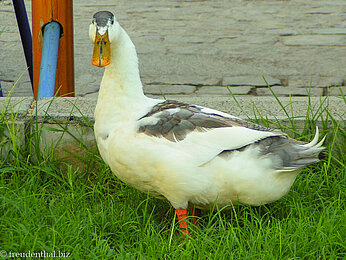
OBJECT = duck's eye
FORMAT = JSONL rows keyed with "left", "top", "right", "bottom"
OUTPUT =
{"left": 92, "top": 20, "right": 94, "bottom": 24}
{"left": 111, "top": 20, "right": 114, "bottom": 25}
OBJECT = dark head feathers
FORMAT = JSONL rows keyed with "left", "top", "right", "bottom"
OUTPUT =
{"left": 93, "top": 11, "right": 114, "bottom": 27}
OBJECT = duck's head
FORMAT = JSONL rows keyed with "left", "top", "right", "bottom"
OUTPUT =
{"left": 89, "top": 11, "right": 119, "bottom": 67}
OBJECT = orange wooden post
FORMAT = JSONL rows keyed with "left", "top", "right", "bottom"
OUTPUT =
{"left": 32, "top": 0, "right": 75, "bottom": 99}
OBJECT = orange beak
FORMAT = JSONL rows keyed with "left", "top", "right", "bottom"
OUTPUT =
{"left": 92, "top": 30, "right": 111, "bottom": 67}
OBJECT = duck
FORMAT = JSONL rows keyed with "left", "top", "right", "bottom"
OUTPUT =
{"left": 89, "top": 11, "right": 325, "bottom": 234}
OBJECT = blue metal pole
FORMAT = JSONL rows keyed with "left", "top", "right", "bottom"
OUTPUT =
{"left": 0, "top": 81, "right": 3, "bottom": 97}
{"left": 37, "top": 22, "right": 61, "bottom": 98}
{"left": 12, "top": 0, "right": 34, "bottom": 92}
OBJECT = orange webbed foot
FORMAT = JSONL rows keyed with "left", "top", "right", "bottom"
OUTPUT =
{"left": 175, "top": 208, "right": 189, "bottom": 235}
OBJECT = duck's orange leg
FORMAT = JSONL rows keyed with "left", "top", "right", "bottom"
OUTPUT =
{"left": 190, "top": 206, "right": 201, "bottom": 226}
{"left": 176, "top": 208, "right": 189, "bottom": 234}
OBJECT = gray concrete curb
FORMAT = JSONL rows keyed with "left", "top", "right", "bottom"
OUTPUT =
{"left": 0, "top": 96, "right": 345, "bottom": 162}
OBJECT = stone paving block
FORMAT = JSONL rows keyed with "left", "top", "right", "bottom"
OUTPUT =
{"left": 143, "top": 84, "right": 196, "bottom": 95}
{"left": 311, "top": 28, "right": 346, "bottom": 35}
{"left": 288, "top": 77, "right": 344, "bottom": 88}
{"left": 0, "top": 80, "right": 33, "bottom": 97}
{"left": 256, "top": 86, "right": 323, "bottom": 97}
{"left": 164, "top": 35, "right": 217, "bottom": 44}
{"left": 140, "top": 53, "right": 256, "bottom": 80}
{"left": 246, "top": 36, "right": 279, "bottom": 45}
{"left": 267, "top": 29, "right": 299, "bottom": 36}
{"left": 133, "top": 36, "right": 166, "bottom": 54}
{"left": 167, "top": 44, "right": 221, "bottom": 55}
{"left": 75, "top": 73, "right": 98, "bottom": 94}
{"left": 282, "top": 35, "right": 346, "bottom": 46}
{"left": 223, "top": 75, "right": 281, "bottom": 87}
{"left": 196, "top": 86, "right": 253, "bottom": 95}
{"left": 327, "top": 86, "right": 346, "bottom": 96}
{"left": 304, "top": 8, "right": 336, "bottom": 14}
{"left": 148, "top": 74, "right": 221, "bottom": 86}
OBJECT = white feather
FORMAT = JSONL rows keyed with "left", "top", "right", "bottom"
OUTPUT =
{"left": 175, "top": 126, "right": 283, "bottom": 166}
{"left": 315, "top": 135, "right": 326, "bottom": 148}
{"left": 302, "top": 126, "right": 319, "bottom": 148}
{"left": 199, "top": 106, "right": 240, "bottom": 119}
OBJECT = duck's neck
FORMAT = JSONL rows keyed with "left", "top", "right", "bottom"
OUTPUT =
{"left": 97, "top": 27, "right": 146, "bottom": 107}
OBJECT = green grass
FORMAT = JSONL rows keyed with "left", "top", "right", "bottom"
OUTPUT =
{"left": 0, "top": 88, "right": 345, "bottom": 259}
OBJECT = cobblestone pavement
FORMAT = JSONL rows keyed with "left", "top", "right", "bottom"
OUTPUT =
{"left": 0, "top": 0, "right": 345, "bottom": 98}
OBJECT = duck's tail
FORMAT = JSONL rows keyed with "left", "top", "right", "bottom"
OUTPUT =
{"left": 260, "top": 127, "right": 326, "bottom": 171}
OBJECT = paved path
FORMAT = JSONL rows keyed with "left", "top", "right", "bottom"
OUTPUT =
{"left": 0, "top": 0, "right": 345, "bottom": 98}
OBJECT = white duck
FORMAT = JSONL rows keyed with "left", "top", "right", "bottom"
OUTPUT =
{"left": 89, "top": 11, "right": 325, "bottom": 234}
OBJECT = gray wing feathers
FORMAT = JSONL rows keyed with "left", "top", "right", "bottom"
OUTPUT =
{"left": 138, "top": 100, "right": 281, "bottom": 142}
{"left": 138, "top": 100, "right": 325, "bottom": 170}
